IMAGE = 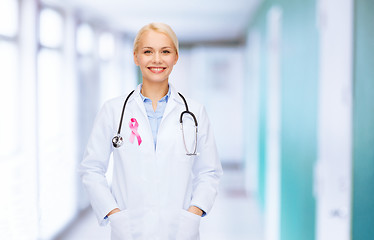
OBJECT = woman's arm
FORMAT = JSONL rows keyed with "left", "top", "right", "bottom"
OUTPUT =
{"left": 80, "top": 101, "right": 119, "bottom": 226}
{"left": 189, "top": 105, "right": 223, "bottom": 216}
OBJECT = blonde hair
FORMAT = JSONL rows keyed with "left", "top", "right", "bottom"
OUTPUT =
{"left": 133, "top": 22, "right": 179, "bottom": 55}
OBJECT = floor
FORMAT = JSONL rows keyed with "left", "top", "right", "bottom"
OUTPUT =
{"left": 55, "top": 167, "right": 264, "bottom": 240}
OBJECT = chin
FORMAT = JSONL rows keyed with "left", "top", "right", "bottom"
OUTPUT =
{"left": 144, "top": 77, "right": 169, "bottom": 84}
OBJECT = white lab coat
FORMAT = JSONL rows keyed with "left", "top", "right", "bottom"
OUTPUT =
{"left": 81, "top": 84, "right": 223, "bottom": 240}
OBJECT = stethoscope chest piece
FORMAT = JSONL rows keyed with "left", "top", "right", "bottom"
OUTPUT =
{"left": 112, "top": 90, "right": 135, "bottom": 148}
{"left": 112, "top": 89, "right": 198, "bottom": 155}
{"left": 112, "top": 134, "right": 124, "bottom": 148}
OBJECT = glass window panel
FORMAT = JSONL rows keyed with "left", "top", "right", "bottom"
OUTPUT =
{"left": 37, "top": 48, "right": 64, "bottom": 239}
{"left": 38, "top": 49, "right": 63, "bottom": 141}
{"left": 99, "top": 32, "right": 115, "bottom": 60}
{"left": 77, "top": 23, "right": 94, "bottom": 55}
{"left": 37, "top": 48, "right": 77, "bottom": 239}
{"left": 0, "top": 0, "right": 18, "bottom": 37}
{"left": 39, "top": 8, "right": 63, "bottom": 48}
{"left": 0, "top": 40, "right": 19, "bottom": 156}
{"left": 100, "top": 61, "right": 124, "bottom": 104}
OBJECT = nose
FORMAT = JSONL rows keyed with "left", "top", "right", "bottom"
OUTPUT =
{"left": 152, "top": 52, "right": 161, "bottom": 63}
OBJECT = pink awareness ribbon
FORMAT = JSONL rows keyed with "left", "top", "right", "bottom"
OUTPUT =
{"left": 129, "top": 118, "right": 142, "bottom": 145}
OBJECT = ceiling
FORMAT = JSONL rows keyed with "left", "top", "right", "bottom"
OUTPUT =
{"left": 48, "top": 0, "right": 260, "bottom": 44}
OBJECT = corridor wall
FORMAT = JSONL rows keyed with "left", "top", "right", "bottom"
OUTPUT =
{"left": 352, "top": 0, "right": 374, "bottom": 239}
{"left": 245, "top": 0, "right": 319, "bottom": 240}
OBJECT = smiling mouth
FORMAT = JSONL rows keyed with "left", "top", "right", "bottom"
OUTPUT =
{"left": 148, "top": 67, "right": 166, "bottom": 73}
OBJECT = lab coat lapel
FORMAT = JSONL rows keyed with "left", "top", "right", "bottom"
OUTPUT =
{"left": 128, "top": 85, "right": 154, "bottom": 144}
{"left": 162, "top": 84, "right": 183, "bottom": 123}
{"left": 129, "top": 84, "right": 147, "bottom": 118}
{"left": 134, "top": 95, "right": 148, "bottom": 119}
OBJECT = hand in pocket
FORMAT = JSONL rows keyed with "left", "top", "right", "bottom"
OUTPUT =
{"left": 109, "top": 210, "right": 132, "bottom": 240}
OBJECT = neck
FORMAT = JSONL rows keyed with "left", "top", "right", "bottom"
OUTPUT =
{"left": 141, "top": 80, "right": 169, "bottom": 102}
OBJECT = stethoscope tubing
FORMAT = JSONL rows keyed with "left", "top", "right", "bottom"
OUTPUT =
{"left": 113, "top": 90, "right": 198, "bottom": 155}
{"left": 117, "top": 90, "right": 135, "bottom": 134}
{"left": 177, "top": 92, "right": 198, "bottom": 127}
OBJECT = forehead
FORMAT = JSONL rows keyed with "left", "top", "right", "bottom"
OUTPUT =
{"left": 138, "top": 30, "right": 174, "bottom": 48}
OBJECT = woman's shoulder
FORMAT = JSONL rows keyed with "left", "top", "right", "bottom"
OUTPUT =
{"left": 174, "top": 93, "right": 206, "bottom": 118}
{"left": 100, "top": 94, "right": 130, "bottom": 114}
{"left": 184, "top": 96, "right": 203, "bottom": 109}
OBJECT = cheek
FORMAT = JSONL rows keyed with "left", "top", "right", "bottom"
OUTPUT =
{"left": 136, "top": 57, "right": 147, "bottom": 67}
{"left": 172, "top": 56, "right": 178, "bottom": 65}
{"left": 167, "top": 57, "right": 178, "bottom": 66}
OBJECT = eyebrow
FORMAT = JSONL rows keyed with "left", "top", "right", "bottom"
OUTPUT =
{"left": 142, "top": 46, "right": 173, "bottom": 49}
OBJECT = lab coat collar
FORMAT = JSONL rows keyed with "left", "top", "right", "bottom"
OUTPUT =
{"left": 168, "top": 83, "right": 184, "bottom": 105}
{"left": 128, "top": 83, "right": 184, "bottom": 105}
{"left": 162, "top": 83, "right": 184, "bottom": 121}
{"left": 127, "top": 82, "right": 184, "bottom": 122}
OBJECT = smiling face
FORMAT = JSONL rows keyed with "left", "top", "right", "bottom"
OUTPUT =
{"left": 134, "top": 30, "right": 178, "bottom": 85}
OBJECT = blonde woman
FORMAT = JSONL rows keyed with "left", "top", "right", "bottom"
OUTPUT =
{"left": 81, "top": 22, "right": 222, "bottom": 240}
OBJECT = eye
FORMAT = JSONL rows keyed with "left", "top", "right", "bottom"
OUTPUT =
{"left": 162, "top": 50, "right": 171, "bottom": 54}
{"left": 144, "top": 50, "right": 152, "bottom": 54}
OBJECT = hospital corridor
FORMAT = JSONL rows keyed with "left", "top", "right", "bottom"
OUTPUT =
{"left": 1, "top": 0, "right": 374, "bottom": 240}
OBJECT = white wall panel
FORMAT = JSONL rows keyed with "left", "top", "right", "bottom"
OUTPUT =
{"left": 264, "top": 6, "right": 282, "bottom": 240}
{"left": 315, "top": 0, "right": 353, "bottom": 239}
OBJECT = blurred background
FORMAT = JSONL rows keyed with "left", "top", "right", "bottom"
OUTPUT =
{"left": 1, "top": 0, "right": 373, "bottom": 239}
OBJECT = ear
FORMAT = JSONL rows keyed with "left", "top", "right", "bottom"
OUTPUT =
{"left": 173, "top": 53, "right": 179, "bottom": 65}
{"left": 133, "top": 51, "right": 139, "bottom": 66}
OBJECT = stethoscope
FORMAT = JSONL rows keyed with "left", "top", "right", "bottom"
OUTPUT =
{"left": 112, "top": 90, "right": 198, "bottom": 156}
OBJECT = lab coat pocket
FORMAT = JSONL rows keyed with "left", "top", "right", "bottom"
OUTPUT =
{"left": 109, "top": 210, "right": 132, "bottom": 240}
{"left": 176, "top": 209, "right": 201, "bottom": 240}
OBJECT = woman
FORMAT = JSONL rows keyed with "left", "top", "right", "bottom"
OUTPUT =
{"left": 81, "top": 22, "right": 223, "bottom": 240}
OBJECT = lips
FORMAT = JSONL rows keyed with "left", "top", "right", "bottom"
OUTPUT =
{"left": 148, "top": 67, "right": 166, "bottom": 73}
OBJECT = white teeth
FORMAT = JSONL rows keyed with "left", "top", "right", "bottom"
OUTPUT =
{"left": 150, "top": 67, "right": 164, "bottom": 71}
